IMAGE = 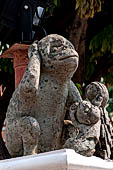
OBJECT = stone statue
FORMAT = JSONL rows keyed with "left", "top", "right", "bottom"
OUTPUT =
{"left": 5, "top": 34, "right": 112, "bottom": 159}
{"left": 63, "top": 100, "right": 101, "bottom": 156}
{"left": 85, "top": 82, "right": 113, "bottom": 159}
{"left": 5, "top": 34, "right": 82, "bottom": 157}
{"left": 63, "top": 82, "right": 113, "bottom": 158}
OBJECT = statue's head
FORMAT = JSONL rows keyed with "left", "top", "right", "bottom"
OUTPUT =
{"left": 85, "top": 82, "right": 109, "bottom": 107}
{"left": 76, "top": 101, "right": 100, "bottom": 125}
{"left": 70, "top": 101, "right": 100, "bottom": 126}
{"left": 29, "top": 34, "right": 79, "bottom": 78}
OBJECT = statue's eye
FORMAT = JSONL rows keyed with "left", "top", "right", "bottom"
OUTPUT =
{"left": 70, "top": 103, "right": 77, "bottom": 110}
{"left": 51, "top": 47, "right": 58, "bottom": 53}
{"left": 50, "top": 44, "right": 64, "bottom": 53}
{"left": 96, "top": 95, "right": 103, "bottom": 101}
{"left": 96, "top": 95, "right": 99, "bottom": 100}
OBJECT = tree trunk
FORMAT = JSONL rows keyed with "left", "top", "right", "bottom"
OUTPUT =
{"left": 68, "top": 13, "right": 88, "bottom": 85}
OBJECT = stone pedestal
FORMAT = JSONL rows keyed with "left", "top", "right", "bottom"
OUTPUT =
{"left": 0, "top": 149, "right": 113, "bottom": 170}
{"left": 0, "top": 43, "right": 30, "bottom": 88}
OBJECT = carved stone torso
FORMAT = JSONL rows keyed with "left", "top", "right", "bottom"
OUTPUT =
{"left": 6, "top": 74, "right": 69, "bottom": 153}
{"left": 31, "top": 74, "right": 69, "bottom": 152}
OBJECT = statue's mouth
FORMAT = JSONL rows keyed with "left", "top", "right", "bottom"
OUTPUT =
{"left": 59, "top": 55, "right": 78, "bottom": 61}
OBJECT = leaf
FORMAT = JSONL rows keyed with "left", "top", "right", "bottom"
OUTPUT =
{"left": 76, "top": 0, "right": 102, "bottom": 18}
{"left": 54, "top": 0, "right": 57, "bottom": 6}
{"left": 75, "top": 83, "right": 82, "bottom": 95}
{"left": 89, "top": 25, "right": 113, "bottom": 55}
{"left": 76, "top": 0, "right": 80, "bottom": 9}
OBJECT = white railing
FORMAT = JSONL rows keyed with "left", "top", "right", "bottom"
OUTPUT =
{"left": 0, "top": 149, "right": 113, "bottom": 170}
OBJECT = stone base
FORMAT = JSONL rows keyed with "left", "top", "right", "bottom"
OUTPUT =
{"left": 0, "top": 149, "right": 113, "bottom": 170}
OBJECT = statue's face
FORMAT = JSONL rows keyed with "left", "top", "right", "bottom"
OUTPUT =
{"left": 85, "top": 82, "right": 109, "bottom": 107}
{"left": 38, "top": 34, "right": 79, "bottom": 76}
{"left": 76, "top": 101, "right": 100, "bottom": 125}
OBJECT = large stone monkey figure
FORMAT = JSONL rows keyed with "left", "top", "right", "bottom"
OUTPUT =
{"left": 5, "top": 34, "right": 82, "bottom": 157}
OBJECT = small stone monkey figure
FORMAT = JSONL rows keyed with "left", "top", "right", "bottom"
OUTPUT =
{"left": 63, "top": 100, "right": 101, "bottom": 157}
{"left": 85, "top": 82, "right": 113, "bottom": 159}
{"left": 63, "top": 82, "right": 113, "bottom": 158}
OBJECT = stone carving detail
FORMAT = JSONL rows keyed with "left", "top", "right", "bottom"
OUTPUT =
{"left": 63, "top": 100, "right": 101, "bottom": 157}
{"left": 4, "top": 34, "right": 113, "bottom": 159}
{"left": 63, "top": 82, "right": 113, "bottom": 158}
{"left": 5, "top": 34, "right": 82, "bottom": 157}
{"left": 85, "top": 82, "right": 113, "bottom": 159}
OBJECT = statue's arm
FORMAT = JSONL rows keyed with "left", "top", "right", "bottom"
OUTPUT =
{"left": 18, "top": 41, "right": 41, "bottom": 97}
{"left": 67, "top": 80, "right": 82, "bottom": 107}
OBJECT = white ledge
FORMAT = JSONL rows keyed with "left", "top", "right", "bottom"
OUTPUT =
{"left": 0, "top": 149, "right": 113, "bottom": 170}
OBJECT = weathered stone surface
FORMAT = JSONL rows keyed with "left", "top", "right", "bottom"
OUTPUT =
{"left": 63, "top": 101, "right": 101, "bottom": 157}
{"left": 5, "top": 34, "right": 82, "bottom": 157}
{"left": 5, "top": 34, "right": 112, "bottom": 159}
{"left": 85, "top": 82, "right": 113, "bottom": 159}
{"left": 63, "top": 82, "right": 113, "bottom": 158}
{"left": 85, "top": 82, "right": 109, "bottom": 107}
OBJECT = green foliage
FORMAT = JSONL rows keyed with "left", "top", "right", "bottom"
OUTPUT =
{"left": 0, "top": 58, "right": 13, "bottom": 74}
{"left": 107, "top": 86, "right": 113, "bottom": 114}
{"left": 53, "top": 0, "right": 61, "bottom": 7}
{"left": 46, "top": 0, "right": 61, "bottom": 14}
{"left": 0, "top": 43, "right": 13, "bottom": 74}
{"left": 75, "top": 83, "right": 82, "bottom": 95}
{"left": 75, "top": 0, "right": 102, "bottom": 18}
{"left": 53, "top": 0, "right": 103, "bottom": 18}
{"left": 89, "top": 25, "right": 113, "bottom": 55}
{"left": 53, "top": 0, "right": 102, "bottom": 18}
{"left": 104, "top": 72, "right": 113, "bottom": 85}
{"left": 51, "top": 0, "right": 61, "bottom": 9}
{"left": 85, "top": 25, "right": 113, "bottom": 83}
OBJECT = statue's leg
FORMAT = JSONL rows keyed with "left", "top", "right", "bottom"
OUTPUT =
{"left": 20, "top": 116, "right": 40, "bottom": 155}
{"left": 5, "top": 120, "right": 23, "bottom": 157}
{"left": 63, "top": 137, "right": 96, "bottom": 157}
{"left": 5, "top": 116, "right": 40, "bottom": 157}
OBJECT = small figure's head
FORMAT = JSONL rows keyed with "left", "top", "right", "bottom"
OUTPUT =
{"left": 76, "top": 101, "right": 100, "bottom": 125}
{"left": 29, "top": 34, "right": 79, "bottom": 78}
{"left": 85, "top": 82, "right": 109, "bottom": 107}
{"left": 70, "top": 101, "right": 100, "bottom": 125}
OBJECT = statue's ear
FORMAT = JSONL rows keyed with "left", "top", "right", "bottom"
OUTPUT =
{"left": 28, "top": 40, "right": 40, "bottom": 60}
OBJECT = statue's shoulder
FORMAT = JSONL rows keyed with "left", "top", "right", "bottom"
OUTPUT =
{"left": 68, "top": 80, "right": 76, "bottom": 90}
{"left": 68, "top": 80, "right": 82, "bottom": 102}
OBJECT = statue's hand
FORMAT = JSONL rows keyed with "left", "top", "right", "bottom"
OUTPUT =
{"left": 19, "top": 40, "right": 41, "bottom": 97}
{"left": 28, "top": 40, "right": 41, "bottom": 62}
{"left": 69, "top": 102, "right": 79, "bottom": 126}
